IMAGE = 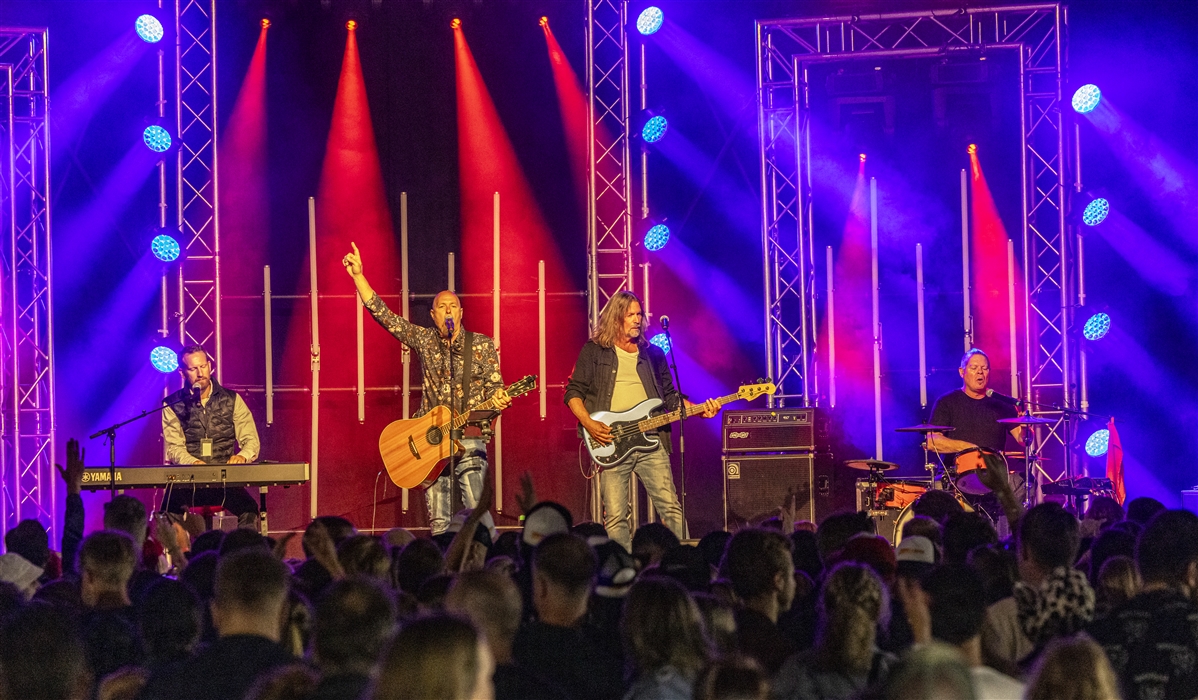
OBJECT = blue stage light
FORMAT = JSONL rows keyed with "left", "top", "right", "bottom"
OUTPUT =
{"left": 1083, "top": 312, "right": 1111, "bottom": 341}
{"left": 649, "top": 333, "right": 670, "bottom": 354}
{"left": 644, "top": 224, "right": 670, "bottom": 251}
{"left": 143, "top": 125, "right": 172, "bottom": 153}
{"left": 642, "top": 115, "right": 668, "bottom": 144}
{"left": 1071, "top": 84, "right": 1101, "bottom": 114}
{"left": 150, "top": 346, "right": 179, "bottom": 373}
{"left": 1085, "top": 429, "right": 1110, "bottom": 458}
{"left": 1082, "top": 197, "right": 1109, "bottom": 226}
{"left": 636, "top": 7, "right": 663, "bottom": 36}
{"left": 151, "top": 234, "right": 181, "bottom": 262}
{"left": 135, "top": 14, "right": 164, "bottom": 43}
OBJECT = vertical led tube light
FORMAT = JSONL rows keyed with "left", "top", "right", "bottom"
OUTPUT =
{"left": 917, "top": 244, "right": 927, "bottom": 409}
{"left": 826, "top": 246, "right": 836, "bottom": 409}
{"left": 493, "top": 192, "right": 502, "bottom": 510}
{"left": 538, "top": 260, "right": 547, "bottom": 420}
{"left": 870, "top": 178, "right": 882, "bottom": 460}
{"left": 308, "top": 197, "right": 320, "bottom": 520}
{"left": 1007, "top": 239, "right": 1018, "bottom": 397}
{"left": 264, "top": 266, "right": 273, "bottom": 425}
{"left": 401, "top": 193, "right": 410, "bottom": 511}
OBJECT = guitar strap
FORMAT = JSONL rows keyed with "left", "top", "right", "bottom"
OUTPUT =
{"left": 459, "top": 330, "right": 474, "bottom": 415}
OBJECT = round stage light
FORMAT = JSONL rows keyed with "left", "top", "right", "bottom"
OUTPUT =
{"left": 150, "top": 346, "right": 179, "bottom": 374}
{"left": 859, "top": 153, "right": 867, "bottom": 162}
{"left": 1083, "top": 312, "right": 1111, "bottom": 341}
{"left": 967, "top": 143, "right": 977, "bottom": 154}
{"left": 142, "top": 125, "right": 172, "bottom": 153}
{"left": 1085, "top": 429, "right": 1110, "bottom": 458}
{"left": 642, "top": 115, "right": 668, "bottom": 143}
{"left": 151, "top": 234, "right": 181, "bottom": 262}
{"left": 644, "top": 224, "right": 670, "bottom": 252}
{"left": 451, "top": 18, "right": 461, "bottom": 29}
{"left": 1082, "top": 197, "right": 1109, "bottom": 226}
{"left": 135, "top": 14, "right": 164, "bottom": 43}
{"left": 346, "top": 20, "right": 357, "bottom": 30}
{"left": 540, "top": 16, "right": 549, "bottom": 27}
{"left": 636, "top": 6, "right": 664, "bottom": 35}
{"left": 1072, "top": 84, "right": 1102, "bottom": 114}
{"left": 649, "top": 333, "right": 671, "bottom": 354}
{"left": 261, "top": 18, "right": 271, "bottom": 29}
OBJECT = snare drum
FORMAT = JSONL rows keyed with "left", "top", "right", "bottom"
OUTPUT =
{"left": 953, "top": 448, "right": 993, "bottom": 495}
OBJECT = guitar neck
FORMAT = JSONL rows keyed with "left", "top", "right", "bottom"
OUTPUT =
{"left": 446, "top": 395, "right": 499, "bottom": 432}
{"left": 636, "top": 392, "right": 739, "bottom": 433}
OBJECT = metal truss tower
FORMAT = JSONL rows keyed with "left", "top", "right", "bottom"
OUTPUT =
{"left": 755, "top": 5, "right": 1077, "bottom": 482}
{"left": 586, "top": 0, "right": 633, "bottom": 328}
{"left": 0, "top": 28, "right": 55, "bottom": 537}
{"left": 176, "top": 0, "right": 222, "bottom": 373}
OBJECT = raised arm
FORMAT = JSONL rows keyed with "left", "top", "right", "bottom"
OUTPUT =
{"left": 344, "top": 242, "right": 422, "bottom": 347}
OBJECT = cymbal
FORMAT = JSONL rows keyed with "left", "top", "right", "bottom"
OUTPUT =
{"left": 997, "top": 416, "right": 1056, "bottom": 425}
{"left": 895, "top": 424, "right": 956, "bottom": 433}
{"left": 844, "top": 459, "right": 899, "bottom": 472}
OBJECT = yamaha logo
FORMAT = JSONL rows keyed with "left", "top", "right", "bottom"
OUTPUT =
{"left": 729, "top": 431, "right": 749, "bottom": 439}
{"left": 727, "top": 463, "right": 740, "bottom": 479}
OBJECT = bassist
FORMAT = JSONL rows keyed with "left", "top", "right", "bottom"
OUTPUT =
{"left": 343, "top": 243, "right": 510, "bottom": 535}
{"left": 564, "top": 291, "right": 718, "bottom": 550}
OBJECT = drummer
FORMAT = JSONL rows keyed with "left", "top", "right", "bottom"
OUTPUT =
{"left": 926, "top": 348, "right": 1023, "bottom": 457}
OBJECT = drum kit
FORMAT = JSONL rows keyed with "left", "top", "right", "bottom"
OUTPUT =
{"left": 850, "top": 415, "right": 1056, "bottom": 544}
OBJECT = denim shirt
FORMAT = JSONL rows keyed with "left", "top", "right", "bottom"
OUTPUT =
{"left": 563, "top": 340, "right": 679, "bottom": 450}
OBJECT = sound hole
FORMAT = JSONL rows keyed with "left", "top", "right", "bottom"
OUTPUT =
{"left": 426, "top": 427, "right": 443, "bottom": 445}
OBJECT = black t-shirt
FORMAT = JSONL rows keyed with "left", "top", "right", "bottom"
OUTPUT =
{"left": 929, "top": 389, "right": 1019, "bottom": 453}
{"left": 1088, "top": 589, "right": 1198, "bottom": 700}
{"left": 512, "top": 621, "right": 624, "bottom": 700}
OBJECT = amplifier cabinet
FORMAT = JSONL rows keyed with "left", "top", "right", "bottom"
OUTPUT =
{"left": 722, "top": 453, "right": 850, "bottom": 530}
{"left": 722, "top": 408, "right": 828, "bottom": 453}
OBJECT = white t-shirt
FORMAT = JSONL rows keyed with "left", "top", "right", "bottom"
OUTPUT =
{"left": 610, "top": 345, "right": 648, "bottom": 412}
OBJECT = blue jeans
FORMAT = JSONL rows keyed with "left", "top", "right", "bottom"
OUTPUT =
{"left": 425, "top": 438, "right": 487, "bottom": 535}
{"left": 600, "top": 443, "right": 684, "bottom": 551}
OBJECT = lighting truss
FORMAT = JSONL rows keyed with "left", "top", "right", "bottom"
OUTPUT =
{"left": 176, "top": 0, "right": 222, "bottom": 376}
{"left": 756, "top": 5, "right": 1076, "bottom": 481}
{"left": 0, "top": 28, "right": 56, "bottom": 539}
{"left": 586, "top": 0, "right": 633, "bottom": 327}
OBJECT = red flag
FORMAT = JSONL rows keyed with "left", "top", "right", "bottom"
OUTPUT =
{"left": 1106, "top": 418, "right": 1125, "bottom": 505}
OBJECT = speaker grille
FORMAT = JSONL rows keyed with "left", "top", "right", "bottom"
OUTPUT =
{"left": 723, "top": 454, "right": 814, "bottom": 530}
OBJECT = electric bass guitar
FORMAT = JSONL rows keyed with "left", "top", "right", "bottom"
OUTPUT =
{"left": 584, "top": 381, "right": 776, "bottom": 468}
{"left": 379, "top": 375, "right": 537, "bottom": 489}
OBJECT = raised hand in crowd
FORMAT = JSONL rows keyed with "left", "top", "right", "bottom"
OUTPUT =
{"left": 304, "top": 519, "right": 346, "bottom": 581}
{"left": 515, "top": 471, "right": 537, "bottom": 516}
{"left": 445, "top": 473, "right": 495, "bottom": 573}
{"left": 55, "top": 437, "right": 85, "bottom": 495}
{"left": 152, "top": 513, "right": 188, "bottom": 573}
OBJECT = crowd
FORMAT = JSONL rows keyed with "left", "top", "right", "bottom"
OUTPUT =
{"left": 0, "top": 441, "right": 1193, "bottom": 700}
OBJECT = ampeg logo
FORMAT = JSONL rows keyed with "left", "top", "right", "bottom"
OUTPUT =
{"left": 729, "top": 431, "right": 749, "bottom": 439}
{"left": 726, "top": 463, "right": 740, "bottom": 480}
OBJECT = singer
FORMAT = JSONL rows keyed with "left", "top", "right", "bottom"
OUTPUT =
{"left": 564, "top": 291, "right": 718, "bottom": 550}
{"left": 926, "top": 348, "right": 1023, "bottom": 456}
{"left": 342, "top": 242, "right": 509, "bottom": 534}
{"left": 161, "top": 344, "right": 261, "bottom": 523}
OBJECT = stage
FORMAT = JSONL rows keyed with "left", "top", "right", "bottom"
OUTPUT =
{"left": 0, "top": 0, "right": 1193, "bottom": 542}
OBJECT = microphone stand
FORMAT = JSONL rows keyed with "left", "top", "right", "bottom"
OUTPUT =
{"left": 659, "top": 318, "right": 689, "bottom": 539}
{"left": 89, "top": 394, "right": 191, "bottom": 498}
{"left": 1006, "top": 396, "right": 1111, "bottom": 511}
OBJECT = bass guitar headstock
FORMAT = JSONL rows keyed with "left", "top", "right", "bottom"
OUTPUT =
{"left": 737, "top": 380, "right": 776, "bottom": 402}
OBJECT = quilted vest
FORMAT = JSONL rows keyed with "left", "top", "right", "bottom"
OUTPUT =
{"left": 167, "top": 379, "right": 239, "bottom": 463}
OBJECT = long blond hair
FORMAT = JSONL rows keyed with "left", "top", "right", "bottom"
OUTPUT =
{"left": 592, "top": 291, "right": 645, "bottom": 349}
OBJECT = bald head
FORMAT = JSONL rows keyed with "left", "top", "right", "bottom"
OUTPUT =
{"left": 430, "top": 290, "right": 463, "bottom": 338}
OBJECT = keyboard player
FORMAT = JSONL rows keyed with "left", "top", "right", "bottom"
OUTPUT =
{"left": 161, "top": 344, "right": 261, "bottom": 528}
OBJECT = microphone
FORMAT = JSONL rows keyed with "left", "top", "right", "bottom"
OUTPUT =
{"left": 445, "top": 317, "right": 455, "bottom": 338}
{"left": 659, "top": 315, "right": 671, "bottom": 331}
{"left": 985, "top": 389, "right": 1022, "bottom": 407}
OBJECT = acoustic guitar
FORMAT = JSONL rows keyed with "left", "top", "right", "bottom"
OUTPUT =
{"left": 379, "top": 375, "right": 537, "bottom": 489}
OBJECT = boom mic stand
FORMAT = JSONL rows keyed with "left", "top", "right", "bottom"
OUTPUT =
{"left": 89, "top": 394, "right": 190, "bottom": 498}
{"left": 658, "top": 315, "right": 689, "bottom": 539}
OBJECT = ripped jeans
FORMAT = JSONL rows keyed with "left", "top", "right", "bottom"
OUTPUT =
{"left": 425, "top": 438, "right": 488, "bottom": 535}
